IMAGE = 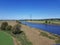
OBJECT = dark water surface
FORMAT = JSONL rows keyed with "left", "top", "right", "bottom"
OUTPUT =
{"left": 21, "top": 21, "right": 60, "bottom": 35}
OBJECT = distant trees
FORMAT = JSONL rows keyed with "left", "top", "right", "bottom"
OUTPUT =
{"left": 1, "top": 22, "right": 8, "bottom": 30}
{"left": 45, "top": 20, "right": 48, "bottom": 24}
{"left": 45, "top": 20, "right": 51, "bottom": 24}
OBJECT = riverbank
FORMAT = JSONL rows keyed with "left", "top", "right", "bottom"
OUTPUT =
{"left": 0, "top": 20, "right": 59, "bottom": 45}
{"left": 21, "top": 24, "right": 55, "bottom": 45}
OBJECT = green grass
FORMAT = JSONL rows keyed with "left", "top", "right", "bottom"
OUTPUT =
{"left": 0, "top": 31, "right": 14, "bottom": 45}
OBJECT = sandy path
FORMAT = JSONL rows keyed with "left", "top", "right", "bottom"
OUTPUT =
{"left": 21, "top": 24, "right": 55, "bottom": 45}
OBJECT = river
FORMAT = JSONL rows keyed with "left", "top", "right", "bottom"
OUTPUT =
{"left": 21, "top": 21, "right": 60, "bottom": 35}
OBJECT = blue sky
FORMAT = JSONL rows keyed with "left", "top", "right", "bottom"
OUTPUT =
{"left": 0, "top": 0, "right": 60, "bottom": 19}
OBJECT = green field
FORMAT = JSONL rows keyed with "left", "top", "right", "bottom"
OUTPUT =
{"left": 0, "top": 31, "right": 14, "bottom": 45}
{"left": 27, "top": 20, "right": 45, "bottom": 23}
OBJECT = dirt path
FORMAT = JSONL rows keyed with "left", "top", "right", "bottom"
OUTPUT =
{"left": 12, "top": 37, "right": 21, "bottom": 45}
{"left": 21, "top": 24, "right": 55, "bottom": 45}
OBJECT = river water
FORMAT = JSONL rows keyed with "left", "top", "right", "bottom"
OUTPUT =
{"left": 21, "top": 21, "right": 60, "bottom": 35}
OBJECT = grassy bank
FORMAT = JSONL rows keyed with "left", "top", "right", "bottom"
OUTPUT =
{"left": 0, "top": 31, "right": 14, "bottom": 45}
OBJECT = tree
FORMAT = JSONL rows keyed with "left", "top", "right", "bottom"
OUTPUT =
{"left": 1, "top": 22, "right": 8, "bottom": 30}
{"left": 6, "top": 25, "right": 12, "bottom": 30}
{"left": 45, "top": 20, "right": 48, "bottom": 24}
{"left": 12, "top": 24, "right": 21, "bottom": 34}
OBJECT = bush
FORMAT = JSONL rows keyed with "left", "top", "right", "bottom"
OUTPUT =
{"left": 6, "top": 25, "right": 12, "bottom": 30}
{"left": 1, "top": 22, "right": 8, "bottom": 30}
{"left": 40, "top": 32, "right": 48, "bottom": 37}
{"left": 12, "top": 24, "right": 21, "bottom": 34}
{"left": 40, "top": 32, "right": 55, "bottom": 40}
{"left": 16, "top": 20, "right": 22, "bottom": 24}
{"left": 45, "top": 20, "right": 48, "bottom": 24}
{"left": 55, "top": 39, "right": 60, "bottom": 43}
{"left": 48, "top": 36, "right": 55, "bottom": 39}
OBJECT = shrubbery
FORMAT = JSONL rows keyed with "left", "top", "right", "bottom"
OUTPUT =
{"left": 45, "top": 20, "right": 48, "bottom": 23}
{"left": 6, "top": 25, "right": 12, "bottom": 30}
{"left": 16, "top": 20, "right": 22, "bottom": 24}
{"left": 1, "top": 22, "right": 8, "bottom": 30}
{"left": 12, "top": 24, "right": 21, "bottom": 34}
{"left": 0, "top": 22, "right": 12, "bottom": 30}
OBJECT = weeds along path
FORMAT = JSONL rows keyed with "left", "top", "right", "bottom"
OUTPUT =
{"left": 12, "top": 37, "right": 21, "bottom": 45}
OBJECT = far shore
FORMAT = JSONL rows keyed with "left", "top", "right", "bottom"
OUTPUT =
{"left": 27, "top": 21, "right": 60, "bottom": 26}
